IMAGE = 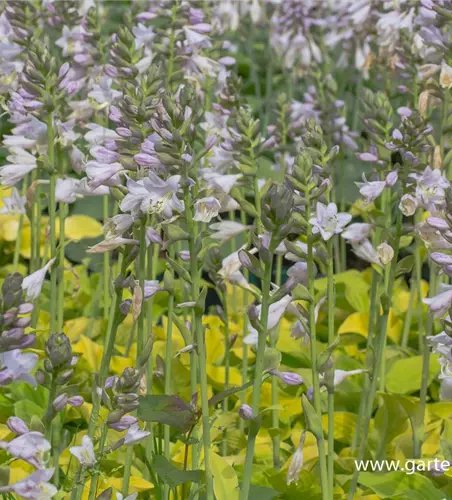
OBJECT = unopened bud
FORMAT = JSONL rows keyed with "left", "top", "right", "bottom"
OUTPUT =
{"left": 53, "top": 393, "right": 68, "bottom": 411}
{"left": 271, "top": 370, "right": 304, "bottom": 386}
{"left": 238, "top": 404, "right": 254, "bottom": 420}
{"left": 377, "top": 242, "right": 394, "bottom": 265}
{"left": 7, "top": 417, "right": 29, "bottom": 435}
{"left": 68, "top": 396, "right": 84, "bottom": 407}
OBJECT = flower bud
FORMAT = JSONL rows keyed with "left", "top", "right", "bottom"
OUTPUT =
{"left": 7, "top": 416, "right": 29, "bottom": 435}
{"left": 271, "top": 370, "right": 304, "bottom": 386}
{"left": 108, "top": 415, "right": 137, "bottom": 431}
{"left": 377, "top": 242, "right": 394, "bottom": 265}
{"left": 45, "top": 333, "right": 72, "bottom": 370}
{"left": 238, "top": 404, "right": 254, "bottom": 420}
{"left": 53, "top": 393, "right": 68, "bottom": 411}
{"left": 68, "top": 396, "right": 84, "bottom": 407}
{"left": 399, "top": 194, "right": 417, "bottom": 216}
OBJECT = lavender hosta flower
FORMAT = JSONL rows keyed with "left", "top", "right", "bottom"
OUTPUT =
{"left": 377, "top": 242, "right": 394, "bottom": 265}
{"left": 309, "top": 202, "right": 352, "bottom": 241}
{"left": 209, "top": 220, "right": 250, "bottom": 241}
{"left": 244, "top": 295, "right": 293, "bottom": 345}
{"left": 21, "top": 259, "right": 56, "bottom": 301}
{"left": 0, "top": 187, "right": 26, "bottom": 214}
{"left": 440, "top": 61, "right": 452, "bottom": 89}
{"left": 84, "top": 124, "right": 120, "bottom": 145}
{"left": 271, "top": 370, "right": 304, "bottom": 386}
{"left": 120, "top": 173, "right": 184, "bottom": 218}
{"left": 0, "top": 468, "right": 57, "bottom": 499}
{"left": 7, "top": 416, "right": 29, "bottom": 435}
{"left": 55, "top": 177, "right": 81, "bottom": 204}
{"left": 424, "top": 286, "right": 452, "bottom": 318}
{"left": 413, "top": 166, "right": 449, "bottom": 212}
{"left": 193, "top": 196, "right": 221, "bottom": 223}
{"left": 124, "top": 423, "right": 150, "bottom": 445}
{"left": 87, "top": 237, "right": 139, "bottom": 254}
{"left": 287, "top": 262, "right": 309, "bottom": 285}
{"left": 333, "top": 369, "right": 366, "bottom": 387}
{"left": 287, "top": 431, "right": 306, "bottom": 485}
{"left": 69, "top": 435, "right": 96, "bottom": 466}
{"left": 352, "top": 239, "right": 382, "bottom": 266}
{"left": 399, "top": 194, "right": 418, "bottom": 216}
{"left": 0, "top": 148, "right": 37, "bottom": 186}
{"left": 88, "top": 76, "right": 121, "bottom": 106}
{"left": 85, "top": 161, "right": 124, "bottom": 190}
{"left": 142, "top": 280, "right": 162, "bottom": 299}
{"left": 0, "top": 431, "right": 50, "bottom": 468}
{"left": 238, "top": 404, "right": 254, "bottom": 421}
{"left": 355, "top": 174, "right": 385, "bottom": 204}
{"left": 108, "top": 415, "right": 138, "bottom": 432}
{"left": 0, "top": 349, "right": 38, "bottom": 386}
{"left": 341, "top": 223, "right": 372, "bottom": 243}
{"left": 103, "top": 214, "right": 134, "bottom": 239}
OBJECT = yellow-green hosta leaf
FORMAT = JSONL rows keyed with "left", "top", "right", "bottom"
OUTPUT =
{"left": 358, "top": 471, "right": 444, "bottom": 499}
{"left": 321, "top": 412, "right": 357, "bottom": 444}
{"left": 386, "top": 355, "right": 440, "bottom": 394}
{"left": 211, "top": 451, "right": 239, "bottom": 500}
{"left": 62, "top": 215, "right": 103, "bottom": 240}
{"left": 73, "top": 335, "right": 103, "bottom": 372}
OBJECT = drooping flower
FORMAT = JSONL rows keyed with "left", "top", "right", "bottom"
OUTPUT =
{"left": 0, "top": 468, "right": 57, "bottom": 499}
{"left": 193, "top": 196, "right": 221, "bottom": 222}
{"left": 124, "top": 423, "right": 150, "bottom": 445}
{"left": 0, "top": 431, "right": 50, "bottom": 468}
{"left": 0, "top": 148, "right": 37, "bottom": 186}
{"left": 0, "top": 349, "right": 39, "bottom": 386}
{"left": 69, "top": 435, "right": 96, "bottom": 466}
{"left": 21, "top": 259, "right": 56, "bottom": 301}
{"left": 209, "top": 221, "right": 250, "bottom": 241}
{"left": 0, "top": 187, "right": 26, "bottom": 214}
{"left": 399, "top": 194, "right": 418, "bottom": 216}
{"left": 309, "top": 202, "right": 351, "bottom": 241}
{"left": 377, "top": 242, "right": 394, "bottom": 265}
{"left": 341, "top": 223, "right": 372, "bottom": 243}
{"left": 424, "top": 286, "right": 452, "bottom": 318}
{"left": 286, "top": 431, "right": 306, "bottom": 485}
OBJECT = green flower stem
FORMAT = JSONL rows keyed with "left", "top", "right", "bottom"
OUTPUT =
{"left": 47, "top": 115, "right": 57, "bottom": 333}
{"left": 183, "top": 184, "right": 213, "bottom": 499}
{"left": 103, "top": 195, "right": 110, "bottom": 320}
{"left": 166, "top": 1, "right": 179, "bottom": 89}
{"left": 123, "top": 220, "right": 148, "bottom": 496}
{"left": 72, "top": 254, "right": 127, "bottom": 500}
{"left": 306, "top": 200, "right": 329, "bottom": 500}
{"left": 13, "top": 175, "right": 28, "bottom": 272}
{"left": 221, "top": 291, "right": 231, "bottom": 457}
{"left": 239, "top": 210, "right": 249, "bottom": 434}
{"left": 416, "top": 264, "right": 438, "bottom": 458}
{"left": 57, "top": 200, "right": 66, "bottom": 332}
{"left": 240, "top": 247, "right": 273, "bottom": 500}
{"left": 270, "top": 254, "right": 283, "bottom": 469}
{"left": 164, "top": 250, "right": 175, "bottom": 498}
{"left": 87, "top": 425, "right": 108, "bottom": 500}
{"left": 327, "top": 238, "right": 335, "bottom": 494}
{"left": 348, "top": 209, "right": 403, "bottom": 499}
{"left": 350, "top": 268, "right": 379, "bottom": 454}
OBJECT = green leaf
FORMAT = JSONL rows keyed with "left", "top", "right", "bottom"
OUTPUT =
{"left": 358, "top": 472, "right": 444, "bottom": 500}
{"left": 153, "top": 455, "right": 204, "bottom": 487}
{"left": 211, "top": 451, "right": 239, "bottom": 500}
{"left": 395, "top": 256, "right": 415, "bottom": 278}
{"left": 14, "top": 400, "right": 45, "bottom": 423}
{"left": 440, "top": 418, "right": 452, "bottom": 461}
{"left": 386, "top": 355, "right": 440, "bottom": 394}
{"left": 248, "top": 485, "right": 280, "bottom": 500}
{"left": 264, "top": 348, "right": 282, "bottom": 371}
{"left": 138, "top": 395, "right": 197, "bottom": 432}
{"left": 302, "top": 395, "right": 323, "bottom": 439}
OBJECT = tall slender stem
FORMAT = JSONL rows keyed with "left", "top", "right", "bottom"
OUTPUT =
{"left": 240, "top": 249, "right": 273, "bottom": 500}
{"left": 47, "top": 115, "right": 57, "bottom": 333}
{"left": 348, "top": 210, "right": 403, "bottom": 499}
{"left": 416, "top": 264, "right": 437, "bottom": 458}
{"left": 326, "top": 238, "right": 335, "bottom": 494}
{"left": 221, "top": 291, "right": 230, "bottom": 457}
{"left": 184, "top": 184, "right": 213, "bottom": 499}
